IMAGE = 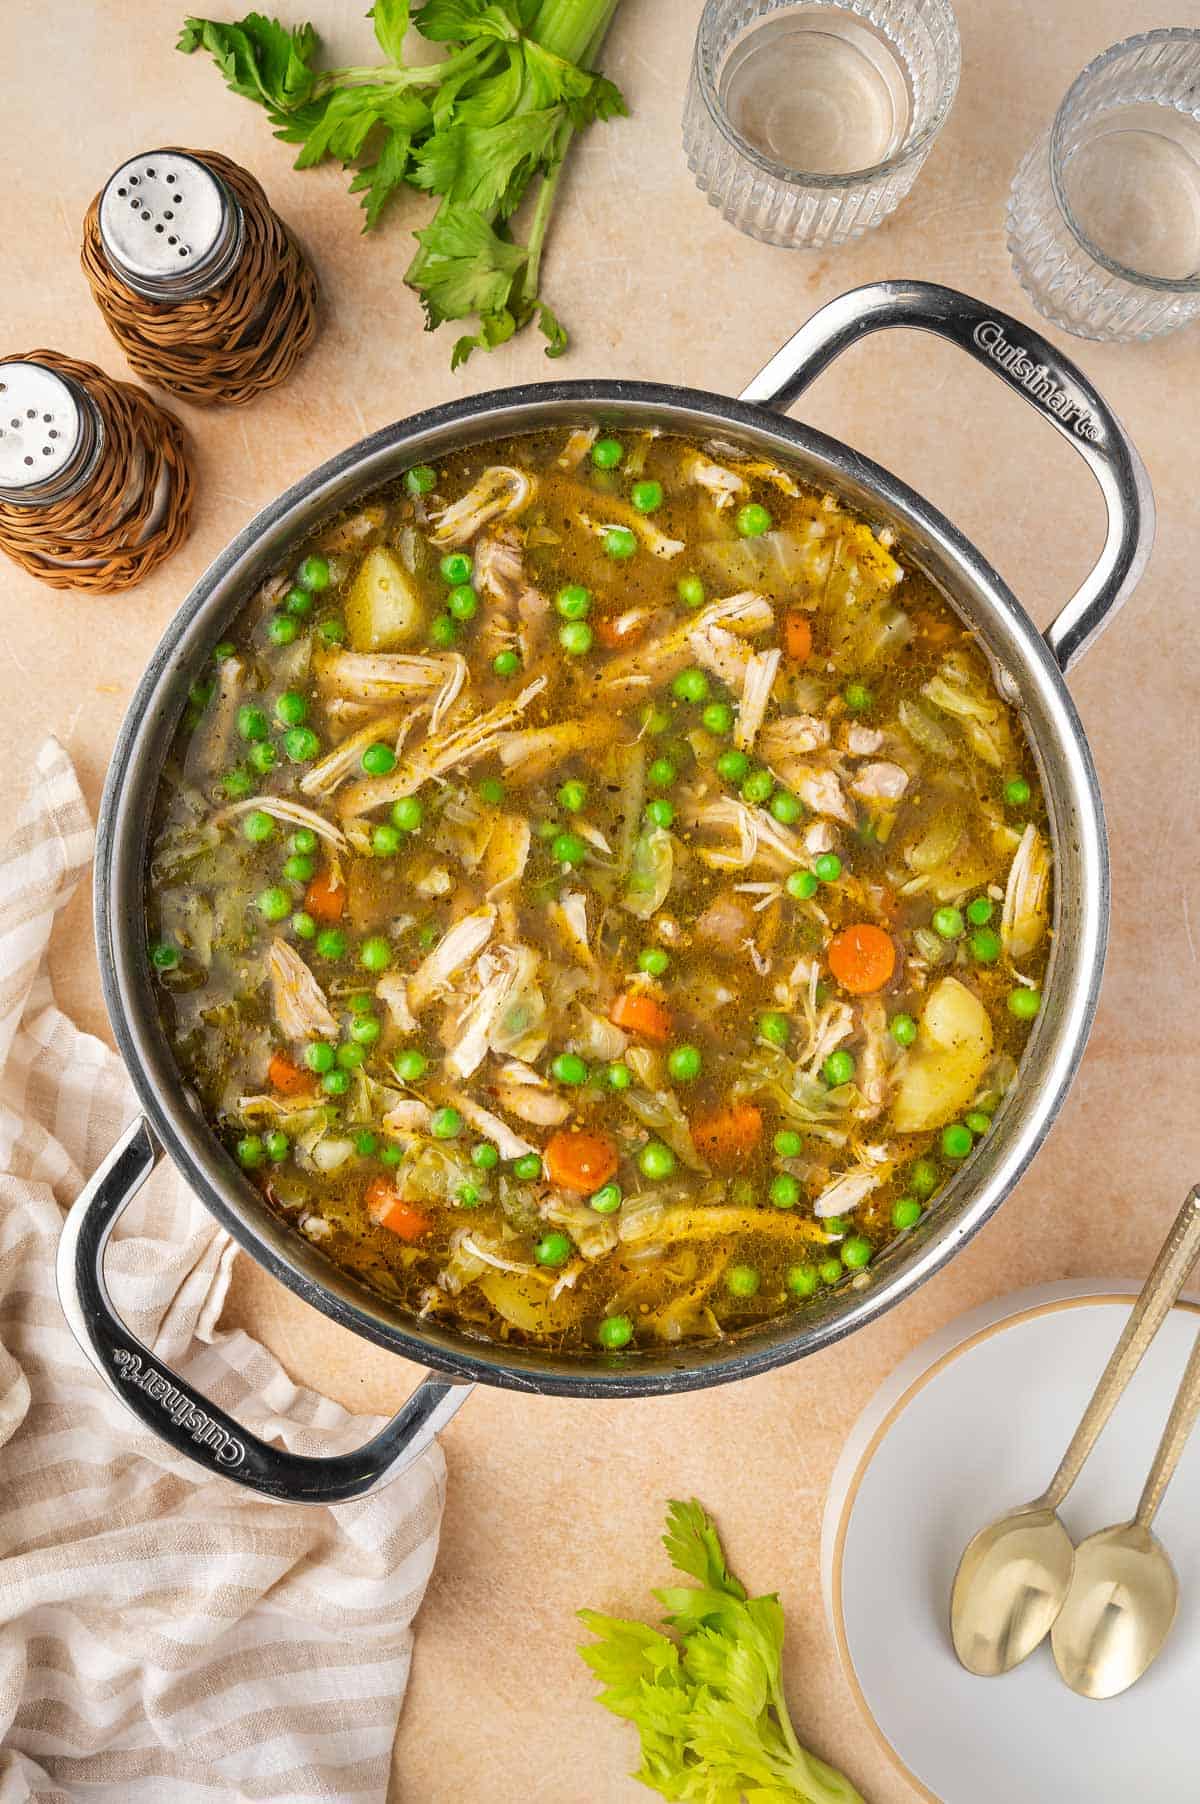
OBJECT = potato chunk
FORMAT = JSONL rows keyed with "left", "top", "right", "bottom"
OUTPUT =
{"left": 892, "top": 976, "right": 993, "bottom": 1132}
{"left": 345, "top": 546, "right": 424, "bottom": 651}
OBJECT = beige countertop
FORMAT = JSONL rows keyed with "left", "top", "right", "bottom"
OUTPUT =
{"left": 4, "top": 0, "right": 1199, "bottom": 1797}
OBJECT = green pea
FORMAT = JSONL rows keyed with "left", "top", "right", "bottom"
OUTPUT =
{"left": 816, "top": 1257, "right": 842, "bottom": 1288}
{"left": 336, "top": 1041, "right": 365, "bottom": 1071}
{"left": 641, "top": 703, "right": 671, "bottom": 735}
{"left": 354, "top": 1130, "right": 379, "bottom": 1157}
{"left": 770, "top": 1173, "right": 800, "bottom": 1209}
{"left": 555, "top": 583, "right": 591, "bottom": 620}
{"left": 770, "top": 789, "right": 802, "bottom": 824}
{"left": 265, "top": 1129, "right": 290, "bottom": 1163}
{"left": 933, "top": 906, "right": 964, "bottom": 940}
{"left": 315, "top": 927, "right": 347, "bottom": 959}
{"left": 350, "top": 1015, "right": 381, "bottom": 1046}
{"left": 288, "top": 828, "right": 317, "bottom": 855}
{"left": 603, "top": 527, "right": 638, "bottom": 560}
{"left": 1008, "top": 987, "right": 1042, "bottom": 1020}
{"left": 823, "top": 1049, "right": 855, "bottom": 1087}
{"left": 843, "top": 681, "right": 872, "bottom": 712}
{"left": 598, "top": 1314, "right": 632, "bottom": 1349}
{"left": 221, "top": 765, "right": 256, "bottom": 798}
{"left": 814, "top": 853, "right": 842, "bottom": 883}
{"left": 967, "top": 896, "right": 995, "bottom": 926}
{"left": 284, "top": 586, "right": 313, "bottom": 617}
{"left": 268, "top": 614, "right": 298, "bottom": 646}
{"left": 890, "top": 1013, "right": 917, "bottom": 1047}
{"left": 647, "top": 757, "right": 676, "bottom": 789}
{"left": 631, "top": 479, "right": 662, "bottom": 513}
{"left": 213, "top": 641, "right": 237, "bottom": 663}
{"left": 242, "top": 809, "right": 275, "bottom": 844}
{"left": 667, "top": 1044, "right": 702, "bottom": 1083}
{"left": 360, "top": 936, "right": 391, "bottom": 973}
{"left": 559, "top": 620, "right": 594, "bottom": 655}
{"left": 638, "top": 947, "right": 669, "bottom": 976}
{"left": 284, "top": 727, "right": 320, "bottom": 762}
{"left": 305, "top": 1042, "right": 335, "bottom": 1074}
{"left": 457, "top": 1183, "right": 481, "bottom": 1208}
{"left": 361, "top": 741, "right": 397, "bottom": 777}
{"left": 638, "top": 1140, "right": 676, "bottom": 1180}
{"left": 470, "top": 1141, "right": 499, "bottom": 1170}
{"left": 1004, "top": 777, "right": 1031, "bottom": 807}
{"left": 716, "top": 749, "right": 750, "bottom": 784}
{"left": 550, "top": 832, "right": 587, "bottom": 868}
{"left": 393, "top": 1049, "right": 428, "bottom": 1083}
{"left": 591, "top": 438, "right": 623, "bottom": 469}
{"left": 892, "top": 1196, "right": 922, "bottom": 1230}
{"left": 405, "top": 465, "right": 436, "bottom": 495}
{"left": 787, "top": 1264, "right": 819, "bottom": 1298}
{"left": 773, "top": 1129, "right": 803, "bottom": 1158}
{"left": 493, "top": 649, "right": 521, "bottom": 678}
{"left": 429, "top": 614, "right": 457, "bottom": 648}
{"left": 447, "top": 583, "right": 478, "bottom": 621}
{"left": 417, "top": 923, "right": 439, "bottom": 950}
{"left": 701, "top": 701, "right": 733, "bottom": 736}
{"left": 391, "top": 796, "right": 424, "bottom": 832}
{"left": 430, "top": 1106, "right": 462, "bottom": 1140}
{"left": 150, "top": 941, "right": 180, "bottom": 971}
{"left": 347, "top": 991, "right": 374, "bottom": 1014}
{"left": 671, "top": 668, "right": 710, "bottom": 704}
{"left": 736, "top": 503, "right": 771, "bottom": 538}
{"left": 822, "top": 1217, "right": 848, "bottom": 1238}
{"left": 644, "top": 798, "right": 675, "bottom": 830}
{"left": 282, "top": 854, "right": 315, "bottom": 883}
{"left": 513, "top": 1153, "right": 542, "bottom": 1181}
{"left": 236, "top": 1135, "right": 266, "bottom": 1169}
{"left": 910, "top": 1158, "right": 939, "bottom": 1198}
{"left": 322, "top": 1069, "right": 350, "bottom": 1096}
{"left": 316, "top": 617, "right": 347, "bottom": 646}
{"left": 291, "top": 911, "right": 316, "bottom": 940}
{"left": 380, "top": 1142, "right": 403, "bottom": 1168}
{"left": 677, "top": 575, "right": 705, "bottom": 608}
{"left": 971, "top": 927, "right": 1001, "bottom": 963}
{"left": 372, "top": 823, "right": 402, "bottom": 857}
{"left": 298, "top": 555, "right": 330, "bottom": 591}
{"left": 606, "top": 1062, "right": 632, "bottom": 1091}
{"left": 942, "top": 1122, "right": 974, "bottom": 1159}
{"left": 965, "top": 1110, "right": 992, "bottom": 1136}
{"left": 842, "top": 1235, "right": 872, "bottom": 1269}
{"left": 591, "top": 1182, "right": 622, "bottom": 1215}
{"left": 237, "top": 705, "right": 269, "bottom": 743}
{"left": 741, "top": 768, "right": 774, "bottom": 805}
{"left": 439, "top": 551, "right": 472, "bottom": 585}
{"left": 758, "top": 1011, "right": 790, "bottom": 1047}
{"left": 726, "top": 1263, "right": 761, "bottom": 1297}
{"left": 785, "top": 869, "right": 818, "bottom": 901}
{"left": 272, "top": 691, "right": 307, "bottom": 729}
{"left": 552, "top": 1052, "right": 588, "bottom": 1086}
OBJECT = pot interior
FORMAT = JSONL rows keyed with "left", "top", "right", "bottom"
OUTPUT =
{"left": 97, "top": 382, "right": 1107, "bottom": 1397}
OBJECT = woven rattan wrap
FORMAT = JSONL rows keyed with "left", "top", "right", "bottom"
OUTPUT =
{"left": 81, "top": 150, "right": 319, "bottom": 407}
{"left": 0, "top": 353, "right": 193, "bottom": 592}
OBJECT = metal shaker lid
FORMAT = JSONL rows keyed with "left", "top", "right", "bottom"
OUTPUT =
{"left": 98, "top": 150, "right": 244, "bottom": 302}
{"left": 0, "top": 362, "right": 102, "bottom": 506}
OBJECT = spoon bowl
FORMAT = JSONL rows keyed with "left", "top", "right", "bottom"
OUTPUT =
{"left": 951, "top": 1504, "right": 1076, "bottom": 1675}
{"left": 1051, "top": 1522, "right": 1178, "bottom": 1698}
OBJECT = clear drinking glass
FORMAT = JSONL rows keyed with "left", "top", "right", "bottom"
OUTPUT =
{"left": 682, "top": 0, "right": 961, "bottom": 249}
{"left": 1007, "top": 29, "right": 1200, "bottom": 342}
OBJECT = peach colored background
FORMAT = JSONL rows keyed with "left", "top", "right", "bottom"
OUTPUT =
{"left": 4, "top": 0, "right": 1200, "bottom": 1798}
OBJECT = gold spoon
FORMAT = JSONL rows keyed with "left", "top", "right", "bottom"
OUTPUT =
{"left": 1051, "top": 1318, "right": 1200, "bottom": 1698}
{"left": 951, "top": 1187, "right": 1200, "bottom": 1677}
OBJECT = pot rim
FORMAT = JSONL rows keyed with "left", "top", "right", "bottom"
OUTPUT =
{"left": 95, "top": 375, "right": 1108, "bottom": 1398}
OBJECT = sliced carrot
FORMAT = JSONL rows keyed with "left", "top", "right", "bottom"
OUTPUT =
{"left": 365, "top": 1178, "right": 430, "bottom": 1242}
{"left": 783, "top": 610, "right": 813, "bottom": 663}
{"left": 544, "top": 1128, "right": 619, "bottom": 1196}
{"left": 267, "top": 1051, "right": 314, "bottom": 1097}
{"left": 828, "top": 922, "right": 897, "bottom": 995}
{"left": 304, "top": 867, "right": 345, "bottom": 922}
{"left": 610, "top": 989, "right": 673, "bottom": 1043}
{"left": 692, "top": 1102, "right": 763, "bottom": 1167}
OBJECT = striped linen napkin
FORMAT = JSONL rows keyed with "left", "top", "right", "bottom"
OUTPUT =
{"left": 0, "top": 739, "right": 446, "bottom": 1804}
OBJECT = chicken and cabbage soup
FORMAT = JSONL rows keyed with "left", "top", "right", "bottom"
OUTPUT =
{"left": 146, "top": 425, "right": 1052, "bottom": 1354}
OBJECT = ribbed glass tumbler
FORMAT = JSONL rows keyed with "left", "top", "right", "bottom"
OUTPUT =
{"left": 1008, "top": 29, "right": 1200, "bottom": 342}
{"left": 682, "top": 0, "right": 961, "bottom": 249}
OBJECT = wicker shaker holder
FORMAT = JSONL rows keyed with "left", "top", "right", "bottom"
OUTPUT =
{"left": 81, "top": 148, "right": 319, "bottom": 407}
{"left": 0, "top": 353, "right": 193, "bottom": 592}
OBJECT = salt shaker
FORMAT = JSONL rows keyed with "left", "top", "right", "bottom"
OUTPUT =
{"left": 81, "top": 148, "right": 319, "bottom": 406}
{"left": 0, "top": 352, "right": 193, "bottom": 591}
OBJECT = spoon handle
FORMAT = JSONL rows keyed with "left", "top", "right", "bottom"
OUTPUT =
{"left": 1134, "top": 1324, "right": 1200, "bottom": 1527}
{"left": 1043, "top": 1187, "right": 1200, "bottom": 1511}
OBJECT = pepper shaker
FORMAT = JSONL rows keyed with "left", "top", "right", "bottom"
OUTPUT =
{"left": 81, "top": 149, "right": 319, "bottom": 406}
{"left": 0, "top": 352, "right": 192, "bottom": 591}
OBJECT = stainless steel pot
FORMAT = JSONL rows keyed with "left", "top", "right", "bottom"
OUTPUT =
{"left": 57, "top": 282, "right": 1153, "bottom": 1505}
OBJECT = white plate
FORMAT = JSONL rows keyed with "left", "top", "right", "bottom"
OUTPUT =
{"left": 820, "top": 1282, "right": 1200, "bottom": 1803}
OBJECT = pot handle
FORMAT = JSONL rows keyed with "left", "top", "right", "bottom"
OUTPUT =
{"left": 56, "top": 1116, "right": 471, "bottom": 1504}
{"left": 739, "top": 279, "right": 1154, "bottom": 673}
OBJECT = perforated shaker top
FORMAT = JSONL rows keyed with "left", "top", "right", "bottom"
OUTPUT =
{"left": 98, "top": 151, "right": 244, "bottom": 301}
{"left": 0, "top": 363, "right": 101, "bottom": 504}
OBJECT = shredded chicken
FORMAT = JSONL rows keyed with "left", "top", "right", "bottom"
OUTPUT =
{"left": 434, "top": 1086, "right": 534, "bottom": 1160}
{"left": 735, "top": 648, "right": 781, "bottom": 752}
{"left": 300, "top": 709, "right": 407, "bottom": 799}
{"left": 684, "top": 794, "right": 807, "bottom": 874}
{"left": 408, "top": 906, "right": 497, "bottom": 1014}
{"left": 814, "top": 1167, "right": 883, "bottom": 1219}
{"left": 268, "top": 939, "right": 337, "bottom": 1041}
{"left": 845, "top": 723, "right": 884, "bottom": 756}
{"left": 599, "top": 592, "right": 774, "bottom": 700}
{"left": 314, "top": 648, "right": 460, "bottom": 704}
{"left": 1002, "top": 823, "right": 1051, "bottom": 961}
{"left": 556, "top": 426, "right": 597, "bottom": 471}
{"left": 429, "top": 467, "right": 535, "bottom": 546}
{"left": 497, "top": 715, "right": 623, "bottom": 783}
{"left": 578, "top": 508, "right": 684, "bottom": 561}
{"left": 761, "top": 716, "right": 830, "bottom": 758}
{"left": 491, "top": 1059, "right": 571, "bottom": 1127}
{"left": 850, "top": 761, "right": 910, "bottom": 804}
{"left": 213, "top": 795, "right": 348, "bottom": 851}
{"left": 375, "top": 971, "right": 417, "bottom": 1034}
{"left": 683, "top": 451, "right": 747, "bottom": 510}
{"left": 338, "top": 677, "right": 547, "bottom": 817}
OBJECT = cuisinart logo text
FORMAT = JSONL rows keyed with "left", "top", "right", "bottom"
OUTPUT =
{"left": 972, "top": 321, "right": 1102, "bottom": 442}
{"left": 113, "top": 1348, "right": 246, "bottom": 1467}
